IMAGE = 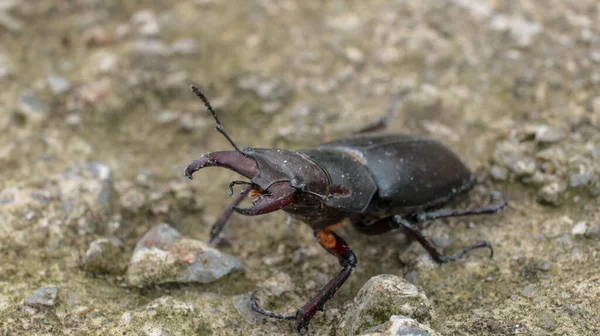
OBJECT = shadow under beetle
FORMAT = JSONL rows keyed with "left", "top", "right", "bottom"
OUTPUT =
{"left": 184, "top": 86, "right": 507, "bottom": 332}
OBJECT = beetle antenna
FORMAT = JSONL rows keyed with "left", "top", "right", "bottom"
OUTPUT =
{"left": 190, "top": 85, "right": 243, "bottom": 154}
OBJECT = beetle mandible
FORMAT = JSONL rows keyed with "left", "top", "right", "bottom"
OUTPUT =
{"left": 184, "top": 86, "right": 507, "bottom": 332}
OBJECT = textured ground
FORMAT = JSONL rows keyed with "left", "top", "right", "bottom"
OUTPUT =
{"left": 1, "top": 0, "right": 599, "bottom": 335}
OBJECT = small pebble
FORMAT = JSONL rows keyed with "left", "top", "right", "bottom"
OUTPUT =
{"left": 131, "top": 10, "right": 160, "bottom": 36}
{"left": 558, "top": 234, "right": 573, "bottom": 250}
{"left": 522, "top": 284, "right": 536, "bottom": 298}
{"left": 82, "top": 237, "right": 126, "bottom": 274}
{"left": 537, "top": 182, "right": 566, "bottom": 206}
{"left": 47, "top": 75, "right": 70, "bottom": 94}
{"left": 584, "top": 222, "right": 600, "bottom": 239}
{"left": 25, "top": 287, "right": 58, "bottom": 307}
{"left": 490, "top": 165, "right": 508, "bottom": 181}
{"left": 16, "top": 90, "right": 49, "bottom": 121}
{"left": 360, "top": 315, "right": 441, "bottom": 336}
{"left": 571, "top": 221, "right": 587, "bottom": 236}
{"left": 509, "top": 157, "right": 536, "bottom": 177}
{"left": 534, "top": 125, "right": 565, "bottom": 144}
{"left": 338, "top": 274, "right": 435, "bottom": 335}
{"left": 127, "top": 224, "right": 244, "bottom": 286}
{"left": 591, "top": 182, "right": 600, "bottom": 197}
{"left": 344, "top": 46, "right": 365, "bottom": 64}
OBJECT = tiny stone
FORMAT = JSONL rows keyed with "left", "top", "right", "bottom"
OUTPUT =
{"left": 155, "top": 110, "right": 179, "bottom": 124}
{"left": 569, "top": 170, "right": 591, "bottom": 188}
{"left": 344, "top": 46, "right": 365, "bottom": 64}
{"left": 65, "top": 113, "right": 81, "bottom": 126}
{"left": 521, "top": 171, "right": 547, "bottom": 187}
{"left": 534, "top": 126, "right": 565, "bottom": 144}
{"left": 538, "top": 261, "right": 551, "bottom": 271}
{"left": 584, "top": 222, "right": 600, "bottom": 239}
{"left": 521, "top": 284, "right": 536, "bottom": 298}
{"left": 83, "top": 237, "right": 126, "bottom": 274}
{"left": 591, "top": 182, "right": 600, "bottom": 197}
{"left": 258, "top": 272, "right": 295, "bottom": 296}
{"left": 490, "top": 165, "right": 508, "bottom": 181}
{"left": 327, "top": 13, "right": 361, "bottom": 31}
{"left": 536, "top": 312, "right": 556, "bottom": 331}
{"left": 537, "top": 182, "right": 566, "bottom": 206}
{"left": 25, "top": 287, "right": 58, "bottom": 307}
{"left": 359, "top": 315, "right": 441, "bottom": 336}
{"left": 131, "top": 39, "right": 171, "bottom": 56}
{"left": 131, "top": 10, "right": 160, "bottom": 36}
{"left": 47, "top": 75, "right": 70, "bottom": 94}
{"left": 119, "top": 189, "right": 146, "bottom": 212}
{"left": 16, "top": 90, "right": 49, "bottom": 121}
{"left": 572, "top": 221, "right": 587, "bottom": 236}
{"left": 509, "top": 157, "right": 536, "bottom": 177}
{"left": 558, "top": 234, "right": 573, "bottom": 250}
{"left": 489, "top": 15, "right": 543, "bottom": 46}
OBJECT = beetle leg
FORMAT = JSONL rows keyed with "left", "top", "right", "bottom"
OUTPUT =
{"left": 392, "top": 216, "right": 493, "bottom": 264}
{"left": 351, "top": 214, "right": 397, "bottom": 235}
{"left": 353, "top": 88, "right": 409, "bottom": 134}
{"left": 208, "top": 185, "right": 252, "bottom": 245}
{"left": 352, "top": 215, "right": 493, "bottom": 264}
{"left": 250, "top": 224, "right": 356, "bottom": 333}
{"left": 411, "top": 191, "right": 507, "bottom": 223}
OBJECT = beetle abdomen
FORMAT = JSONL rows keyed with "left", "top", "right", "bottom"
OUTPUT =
{"left": 320, "top": 135, "right": 474, "bottom": 211}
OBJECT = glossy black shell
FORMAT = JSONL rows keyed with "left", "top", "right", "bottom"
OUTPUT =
{"left": 303, "top": 134, "right": 475, "bottom": 214}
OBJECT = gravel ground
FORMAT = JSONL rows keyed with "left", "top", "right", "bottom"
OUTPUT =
{"left": 1, "top": 0, "right": 599, "bottom": 335}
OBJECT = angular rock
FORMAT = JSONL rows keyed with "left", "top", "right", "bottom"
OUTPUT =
{"left": 359, "top": 315, "right": 442, "bottom": 336}
{"left": 584, "top": 222, "right": 600, "bottom": 239}
{"left": 25, "top": 287, "right": 58, "bottom": 307}
{"left": 82, "top": 237, "right": 126, "bottom": 274}
{"left": 127, "top": 224, "right": 244, "bottom": 286}
{"left": 537, "top": 182, "right": 566, "bottom": 206}
{"left": 338, "top": 274, "right": 435, "bottom": 335}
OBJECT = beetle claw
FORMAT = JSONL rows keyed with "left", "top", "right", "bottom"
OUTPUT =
{"left": 250, "top": 289, "right": 296, "bottom": 321}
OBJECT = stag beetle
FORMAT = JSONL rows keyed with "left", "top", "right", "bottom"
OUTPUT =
{"left": 184, "top": 86, "right": 507, "bottom": 332}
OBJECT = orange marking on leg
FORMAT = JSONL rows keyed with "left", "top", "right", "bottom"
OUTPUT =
{"left": 317, "top": 230, "right": 336, "bottom": 249}
{"left": 316, "top": 223, "right": 342, "bottom": 249}
{"left": 249, "top": 189, "right": 260, "bottom": 197}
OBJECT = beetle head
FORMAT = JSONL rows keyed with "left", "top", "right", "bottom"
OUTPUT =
{"left": 185, "top": 149, "right": 299, "bottom": 216}
{"left": 184, "top": 86, "right": 303, "bottom": 216}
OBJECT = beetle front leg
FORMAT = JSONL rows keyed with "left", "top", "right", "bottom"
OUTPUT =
{"left": 208, "top": 184, "right": 252, "bottom": 245}
{"left": 251, "top": 224, "right": 356, "bottom": 333}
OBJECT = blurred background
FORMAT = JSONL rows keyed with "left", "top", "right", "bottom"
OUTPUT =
{"left": 1, "top": 0, "right": 599, "bottom": 335}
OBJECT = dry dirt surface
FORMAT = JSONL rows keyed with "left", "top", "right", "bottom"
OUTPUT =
{"left": 1, "top": 0, "right": 599, "bottom": 335}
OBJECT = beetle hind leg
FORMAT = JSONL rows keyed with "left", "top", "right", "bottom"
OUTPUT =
{"left": 411, "top": 190, "right": 507, "bottom": 223}
{"left": 392, "top": 216, "right": 493, "bottom": 264}
{"left": 250, "top": 224, "right": 356, "bottom": 332}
